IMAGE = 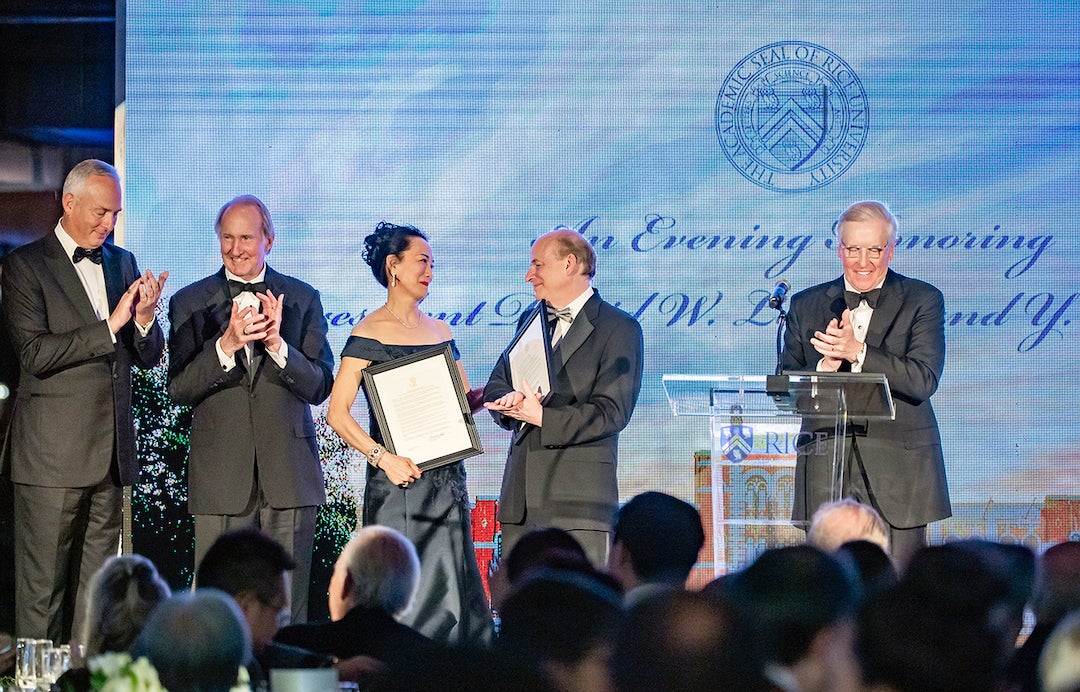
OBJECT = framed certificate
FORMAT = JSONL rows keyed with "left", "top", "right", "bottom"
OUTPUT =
{"left": 361, "top": 344, "right": 483, "bottom": 470}
{"left": 505, "top": 305, "right": 554, "bottom": 400}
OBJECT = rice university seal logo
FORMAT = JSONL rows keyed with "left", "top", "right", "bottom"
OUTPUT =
{"left": 715, "top": 41, "right": 869, "bottom": 192}
{"left": 719, "top": 423, "right": 754, "bottom": 463}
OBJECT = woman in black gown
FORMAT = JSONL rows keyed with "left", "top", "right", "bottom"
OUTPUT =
{"left": 326, "top": 222, "right": 493, "bottom": 647}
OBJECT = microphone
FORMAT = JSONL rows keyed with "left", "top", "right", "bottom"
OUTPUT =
{"left": 768, "top": 279, "right": 791, "bottom": 310}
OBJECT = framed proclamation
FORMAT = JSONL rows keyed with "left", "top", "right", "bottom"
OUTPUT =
{"left": 361, "top": 343, "right": 483, "bottom": 470}
{"left": 504, "top": 306, "right": 555, "bottom": 400}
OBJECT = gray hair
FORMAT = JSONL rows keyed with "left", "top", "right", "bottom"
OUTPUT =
{"left": 836, "top": 200, "right": 898, "bottom": 245}
{"left": 62, "top": 159, "right": 120, "bottom": 197}
{"left": 807, "top": 498, "right": 890, "bottom": 554}
{"left": 81, "top": 554, "right": 172, "bottom": 658}
{"left": 337, "top": 525, "right": 420, "bottom": 617}
{"left": 131, "top": 589, "right": 250, "bottom": 692}
{"left": 215, "top": 194, "right": 275, "bottom": 241}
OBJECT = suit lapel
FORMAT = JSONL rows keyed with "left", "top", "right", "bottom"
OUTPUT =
{"left": 553, "top": 293, "right": 598, "bottom": 370}
{"left": 865, "top": 271, "right": 903, "bottom": 348}
{"left": 824, "top": 280, "right": 848, "bottom": 322}
{"left": 101, "top": 243, "right": 126, "bottom": 311}
{"left": 42, "top": 234, "right": 99, "bottom": 324}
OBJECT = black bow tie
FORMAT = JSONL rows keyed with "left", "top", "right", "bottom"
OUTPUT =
{"left": 546, "top": 304, "right": 574, "bottom": 324}
{"left": 228, "top": 280, "right": 266, "bottom": 298}
{"left": 72, "top": 247, "right": 103, "bottom": 264}
{"left": 845, "top": 288, "right": 881, "bottom": 310}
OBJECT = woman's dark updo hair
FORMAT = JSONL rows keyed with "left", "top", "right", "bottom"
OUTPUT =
{"left": 362, "top": 221, "right": 428, "bottom": 287}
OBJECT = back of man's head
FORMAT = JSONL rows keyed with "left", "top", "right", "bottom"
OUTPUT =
{"left": 857, "top": 582, "right": 1006, "bottom": 692}
{"left": 807, "top": 499, "right": 890, "bottom": 554}
{"left": 334, "top": 525, "right": 420, "bottom": 619}
{"left": 611, "top": 589, "right": 769, "bottom": 692}
{"left": 1032, "top": 540, "right": 1080, "bottom": 626}
{"left": 196, "top": 527, "right": 296, "bottom": 603}
{"left": 131, "top": 589, "right": 250, "bottom": 692}
{"left": 727, "top": 545, "right": 859, "bottom": 667}
{"left": 611, "top": 492, "right": 704, "bottom": 587}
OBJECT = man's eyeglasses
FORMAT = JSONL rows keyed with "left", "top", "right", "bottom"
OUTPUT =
{"left": 840, "top": 244, "right": 890, "bottom": 259}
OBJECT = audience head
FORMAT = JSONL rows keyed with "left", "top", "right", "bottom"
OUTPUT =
{"left": 954, "top": 539, "right": 1035, "bottom": 643}
{"left": 361, "top": 221, "right": 428, "bottom": 288}
{"left": 901, "top": 541, "right": 1017, "bottom": 649}
{"left": 195, "top": 527, "right": 295, "bottom": 652}
{"left": 1039, "top": 610, "right": 1080, "bottom": 692}
{"left": 130, "top": 589, "right": 250, "bottom": 692}
{"left": 727, "top": 545, "right": 859, "bottom": 666}
{"left": 856, "top": 581, "right": 1007, "bottom": 692}
{"left": 506, "top": 527, "right": 593, "bottom": 583}
{"left": 608, "top": 491, "right": 705, "bottom": 591}
{"left": 611, "top": 589, "right": 768, "bottom": 692}
{"left": 330, "top": 525, "right": 420, "bottom": 621}
{"left": 1032, "top": 540, "right": 1080, "bottom": 627}
{"left": 497, "top": 568, "right": 623, "bottom": 692}
{"left": 80, "top": 554, "right": 171, "bottom": 658}
{"left": 807, "top": 499, "right": 890, "bottom": 554}
{"left": 835, "top": 540, "right": 898, "bottom": 599}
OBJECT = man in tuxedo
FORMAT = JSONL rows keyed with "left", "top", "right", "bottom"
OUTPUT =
{"left": 168, "top": 195, "right": 333, "bottom": 622}
{"left": 1, "top": 159, "right": 167, "bottom": 641}
{"left": 780, "top": 200, "right": 950, "bottom": 564}
{"left": 485, "top": 227, "right": 644, "bottom": 567}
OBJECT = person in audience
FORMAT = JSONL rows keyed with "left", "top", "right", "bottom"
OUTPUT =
{"left": 725, "top": 544, "right": 861, "bottom": 692}
{"left": 1039, "top": 610, "right": 1080, "bottom": 692}
{"left": 55, "top": 555, "right": 171, "bottom": 691}
{"left": 195, "top": 528, "right": 334, "bottom": 686}
{"left": 81, "top": 554, "right": 171, "bottom": 658}
{"left": 606, "top": 491, "right": 704, "bottom": 604}
{"left": 497, "top": 569, "right": 624, "bottom": 692}
{"left": 856, "top": 580, "right": 1008, "bottom": 692}
{"left": 835, "top": 540, "right": 898, "bottom": 599}
{"left": 807, "top": 498, "right": 890, "bottom": 555}
{"left": 274, "top": 525, "right": 437, "bottom": 666}
{"left": 130, "top": 589, "right": 249, "bottom": 692}
{"left": 489, "top": 527, "right": 598, "bottom": 611}
{"left": 901, "top": 541, "right": 1020, "bottom": 660}
{"left": 1007, "top": 540, "right": 1080, "bottom": 692}
{"left": 609, "top": 589, "right": 769, "bottom": 692}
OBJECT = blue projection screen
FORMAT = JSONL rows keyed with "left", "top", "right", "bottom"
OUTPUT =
{"left": 125, "top": 1, "right": 1080, "bottom": 582}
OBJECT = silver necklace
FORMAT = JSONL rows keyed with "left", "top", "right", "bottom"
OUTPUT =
{"left": 383, "top": 303, "right": 421, "bottom": 329}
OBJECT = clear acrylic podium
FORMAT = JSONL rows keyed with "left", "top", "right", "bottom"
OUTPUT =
{"left": 662, "top": 372, "right": 894, "bottom": 574}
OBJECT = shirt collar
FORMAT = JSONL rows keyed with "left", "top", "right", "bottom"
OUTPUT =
{"left": 55, "top": 221, "right": 96, "bottom": 264}
{"left": 224, "top": 267, "right": 268, "bottom": 283}
{"left": 558, "top": 286, "right": 594, "bottom": 320}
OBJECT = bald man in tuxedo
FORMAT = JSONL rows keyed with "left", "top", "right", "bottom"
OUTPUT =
{"left": 2, "top": 159, "right": 167, "bottom": 640}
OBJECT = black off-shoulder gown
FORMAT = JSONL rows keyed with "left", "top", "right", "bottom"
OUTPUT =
{"left": 340, "top": 336, "right": 493, "bottom": 647}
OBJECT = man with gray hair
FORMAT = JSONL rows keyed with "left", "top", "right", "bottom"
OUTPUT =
{"left": 807, "top": 498, "right": 891, "bottom": 554}
{"left": 168, "top": 195, "right": 334, "bottom": 623}
{"left": 2, "top": 159, "right": 167, "bottom": 641}
{"left": 274, "top": 525, "right": 438, "bottom": 669}
{"left": 780, "top": 200, "right": 949, "bottom": 565}
{"left": 130, "top": 589, "right": 250, "bottom": 692}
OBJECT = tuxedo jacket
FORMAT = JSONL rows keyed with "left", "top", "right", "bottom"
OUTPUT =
{"left": 1, "top": 232, "right": 165, "bottom": 487}
{"left": 484, "top": 293, "right": 644, "bottom": 530}
{"left": 167, "top": 266, "right": 333, "bottom": 514}
{"left": 781, "top": 269, "right": 951, "bottom": 528}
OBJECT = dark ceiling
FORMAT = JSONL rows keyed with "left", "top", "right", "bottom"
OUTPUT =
{"left": 0, "top": 0, "right": 116, "bottom": 146}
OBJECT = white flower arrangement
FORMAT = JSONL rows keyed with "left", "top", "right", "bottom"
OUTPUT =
{"left": 87, "top": 653, "right": 250, "bottom": 692}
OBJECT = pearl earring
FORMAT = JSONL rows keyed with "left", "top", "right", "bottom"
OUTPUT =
{"left": 391, "top": 274, "right": 398, "bottom": 288}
